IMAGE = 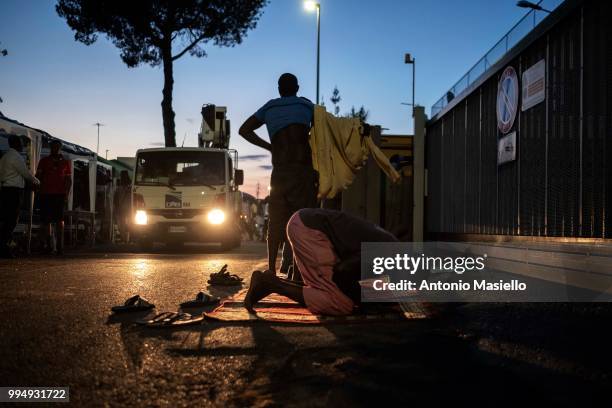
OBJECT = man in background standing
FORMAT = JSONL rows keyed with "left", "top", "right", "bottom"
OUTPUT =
{"left": 239, "top": 73, "right": 318, "bottom": 277}
{"left": 113, "top": 170, "right": 132, "bottom": 243}
{"left": 36, "top": 139, "right": 71, "bottom": 255}
{"left": 0, "top": 135, "right": 40, "bottom": 257}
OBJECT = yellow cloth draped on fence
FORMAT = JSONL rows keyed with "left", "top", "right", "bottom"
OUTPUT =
{"left": 309, "top": 105, "right": 401, "bottom": 199}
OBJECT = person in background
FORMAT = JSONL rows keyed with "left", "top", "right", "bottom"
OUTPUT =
{"left": 244, "top": 208, "right": 398, "bottom": 315}
{"left": 113, "top": 170, "right": 132, "bottom": 243}
{"left": 0, "top": 135, "right": 40, "bottom": 257}
{"left": 36, "top": 139, "right": 72, "bottom": 255}
{"left": 239, "top": 73, "right": 318, "bottom": 278}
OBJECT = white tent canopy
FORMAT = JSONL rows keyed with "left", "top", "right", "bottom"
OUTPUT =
{"left": 1, "top": 115, "right": 106, "bottom": 250}
{"left": 0, "top": 117, "right": 43, "bottom": 174}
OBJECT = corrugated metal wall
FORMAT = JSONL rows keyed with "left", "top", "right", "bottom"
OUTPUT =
{"left": 519, "top": 36, "right": 547, "bottom": 236}
{"left": 425, "top": 0, "right": 611, "bottom": 239}
{"left": 582, "top": 2, "right": 611, "bottom": 238}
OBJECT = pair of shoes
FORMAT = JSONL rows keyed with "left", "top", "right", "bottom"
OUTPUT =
{"left": 207, "top": 264, "right": 244, "bottom": 286}
{"left": 111, "top": 295, "right": 156, "bottom": 313}
{"left": 111, "top": 291, "right": 219, "bottom": 313}
{"left": 180, "top": 291, "right": 219, "bottom": 308}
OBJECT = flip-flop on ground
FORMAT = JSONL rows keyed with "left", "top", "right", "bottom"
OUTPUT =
{"left": 180, "top": 291, "right": 220, "bottom": 308}
{"left": 111, "top": 295, "right": 155, "bottom": 313}
{"left": 137, "top": 311, "right": 205, "bottom": 327}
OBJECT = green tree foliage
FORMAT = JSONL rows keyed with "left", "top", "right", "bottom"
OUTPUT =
{"left": 347, "top": 105, "right": 369, "bottom": 122}
{"left": 330, "top": 86, "right": 341, "bottom": 115}
{"left": 57, "top": 0, "right": 267, "bottom": 147}
{"left": 327, "top": 85, "right": 368, "bottom": 121}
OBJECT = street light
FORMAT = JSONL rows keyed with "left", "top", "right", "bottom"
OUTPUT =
{"left": 404, "top": 53, "right": 415, "bottom": 118}
{"left": 91, "top": 122, "right": 104, "bottom": 247}
{"left": 516, "top": 1, "right": 552, "bottom": 13}
{"left": 93, "top": 122, "right": 104, "bottom": 157}
{"left": 304, "top": 1, "right": 321, "bottom": 104}
{"left": 304, "top": 0, "right": 317, "bottom": 11}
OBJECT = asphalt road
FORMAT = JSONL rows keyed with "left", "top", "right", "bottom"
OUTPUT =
{"left": 0, "top": 242, "right": 611, "bottom": 407}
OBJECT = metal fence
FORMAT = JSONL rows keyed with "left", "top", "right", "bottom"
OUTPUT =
{"left": 425, "top": 0, "right": 611, "bottom": 240}
{"left": 431, "top": 0, "right": 564, "bottom": 118}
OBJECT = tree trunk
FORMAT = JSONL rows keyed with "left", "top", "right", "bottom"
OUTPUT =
{"left": 161, "top": 43, "right": 176, "bottom": 147}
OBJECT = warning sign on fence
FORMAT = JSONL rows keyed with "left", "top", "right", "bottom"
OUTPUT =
{"left": 522, "top": 59, "right": 546, "bottom": 111}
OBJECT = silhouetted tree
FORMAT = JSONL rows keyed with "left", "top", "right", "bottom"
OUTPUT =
{"left": 347, "top": 105, "right": 369, "bottom": 122}
{"left": 57, "top": 0, "right": 267, "bottom": 147}
{"left": 330, "top": 86, "right": 341, "bottom": 115}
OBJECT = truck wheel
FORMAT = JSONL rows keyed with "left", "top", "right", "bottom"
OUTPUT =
{"left": 220, "top": 236, "right": 241, "bottom": 251}
{"left": 220, "top": 240, "right": 233, "bottom": 251}
{"left": 137, "top": 239, "right": 153, "bottom": 252}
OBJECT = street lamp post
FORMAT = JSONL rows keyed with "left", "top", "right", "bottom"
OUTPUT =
{"left": 93, "top": 122, "right": 104, "bottom": 157}
{"left": 404, "top": 53, "right": 415, "bottom": 117}
{"left": 91, "top": 122, "right": 104, "bottom": 247}
{"left": 516, "top": 0, "right": 552, "bottom": 13}
{"left": 304, "top": 1, "right": 321, "bottom": 104}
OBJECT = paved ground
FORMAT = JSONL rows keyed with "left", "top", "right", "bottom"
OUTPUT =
{"left": 1, "top": 241, "right": 611, "bottom": 407}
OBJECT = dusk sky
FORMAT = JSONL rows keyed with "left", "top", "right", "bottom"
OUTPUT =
{"left": 0, "top": 0, "right": 561, "bottom": 196}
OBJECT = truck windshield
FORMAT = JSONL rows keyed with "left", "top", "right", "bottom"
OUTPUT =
{"left": 135, "top": 151, "right": 225, "bottom": 187}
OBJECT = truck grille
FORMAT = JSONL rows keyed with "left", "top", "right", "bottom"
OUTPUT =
{"left": 147, "top": 209, "right": 204, "bottom": 219}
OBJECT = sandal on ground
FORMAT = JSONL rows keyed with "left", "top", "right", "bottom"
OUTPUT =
{"left": 111, "top": 295, "right": 155, "bottom": 313}
{"left": 180, "top": 291, "right": 220, "bottom": 308}
{"left": 138, "top": 311, "right": 204, "bottom": 327}
{"left": 207, "top": 264, "right": 243, "bottom": 286}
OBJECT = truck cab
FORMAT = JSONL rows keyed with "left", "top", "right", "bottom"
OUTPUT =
{"left": 130, "top": 147, "right": 243, "bottom": 250}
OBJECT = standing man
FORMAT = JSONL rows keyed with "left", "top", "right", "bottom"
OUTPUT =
{"left": 36, "top": 140, "right": 72, "bottom": 255}
{"left": 113, "top": 170, "right": 131, "bottom": 243}
{"left": 0, "top": 135, "right": 40, "bottom": 257}
{"left": 239, "top": 73, "right": 318, "bottom": 276}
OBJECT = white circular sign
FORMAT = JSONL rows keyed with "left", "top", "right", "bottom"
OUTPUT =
{"left": 496, "top": 66, "right": 519, "bottom": 134}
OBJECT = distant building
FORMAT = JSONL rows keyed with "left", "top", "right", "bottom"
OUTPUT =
{"left": 116, "top": 156, "right": 136, "bottom": 169}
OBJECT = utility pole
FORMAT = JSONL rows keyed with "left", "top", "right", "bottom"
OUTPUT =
{"left": 93, "top": 122, "right": 104, "bottom": 157}
{"left": 304, "top": 1, "right": 321, "bottom": 104}
{"left": 256, "top": 182, "right": 261, "bottom": 200}
{"left": 91, "top": 122, "right": 104, "bottom": 247}
{"left": 316, "top": 2, "right": 320, "bottom": 104}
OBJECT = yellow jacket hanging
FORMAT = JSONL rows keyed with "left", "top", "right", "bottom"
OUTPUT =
{"left": 310, "top": 105, "right": 401, "bottom": 199}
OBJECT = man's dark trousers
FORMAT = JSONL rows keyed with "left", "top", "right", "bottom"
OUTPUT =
{"left": 0, "top": 187, "right": 24, "bottom": 252}
{"left": 268, "top": 167, "right": 318, "bottom": 278}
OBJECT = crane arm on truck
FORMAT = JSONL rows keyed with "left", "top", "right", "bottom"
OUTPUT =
{"left": 199, "top": 104, "right": 230, "bottom": 149}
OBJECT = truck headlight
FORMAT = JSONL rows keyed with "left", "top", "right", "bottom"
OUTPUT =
{"left": 207, "top": 208, "right": 225, "bottom": 225}
{"left": 134, "top": 210, "right": 148, "bottom": 225}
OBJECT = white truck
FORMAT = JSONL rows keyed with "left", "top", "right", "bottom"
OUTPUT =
{"left": 130, "top": 105, "right": 243, "bottom": 250}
